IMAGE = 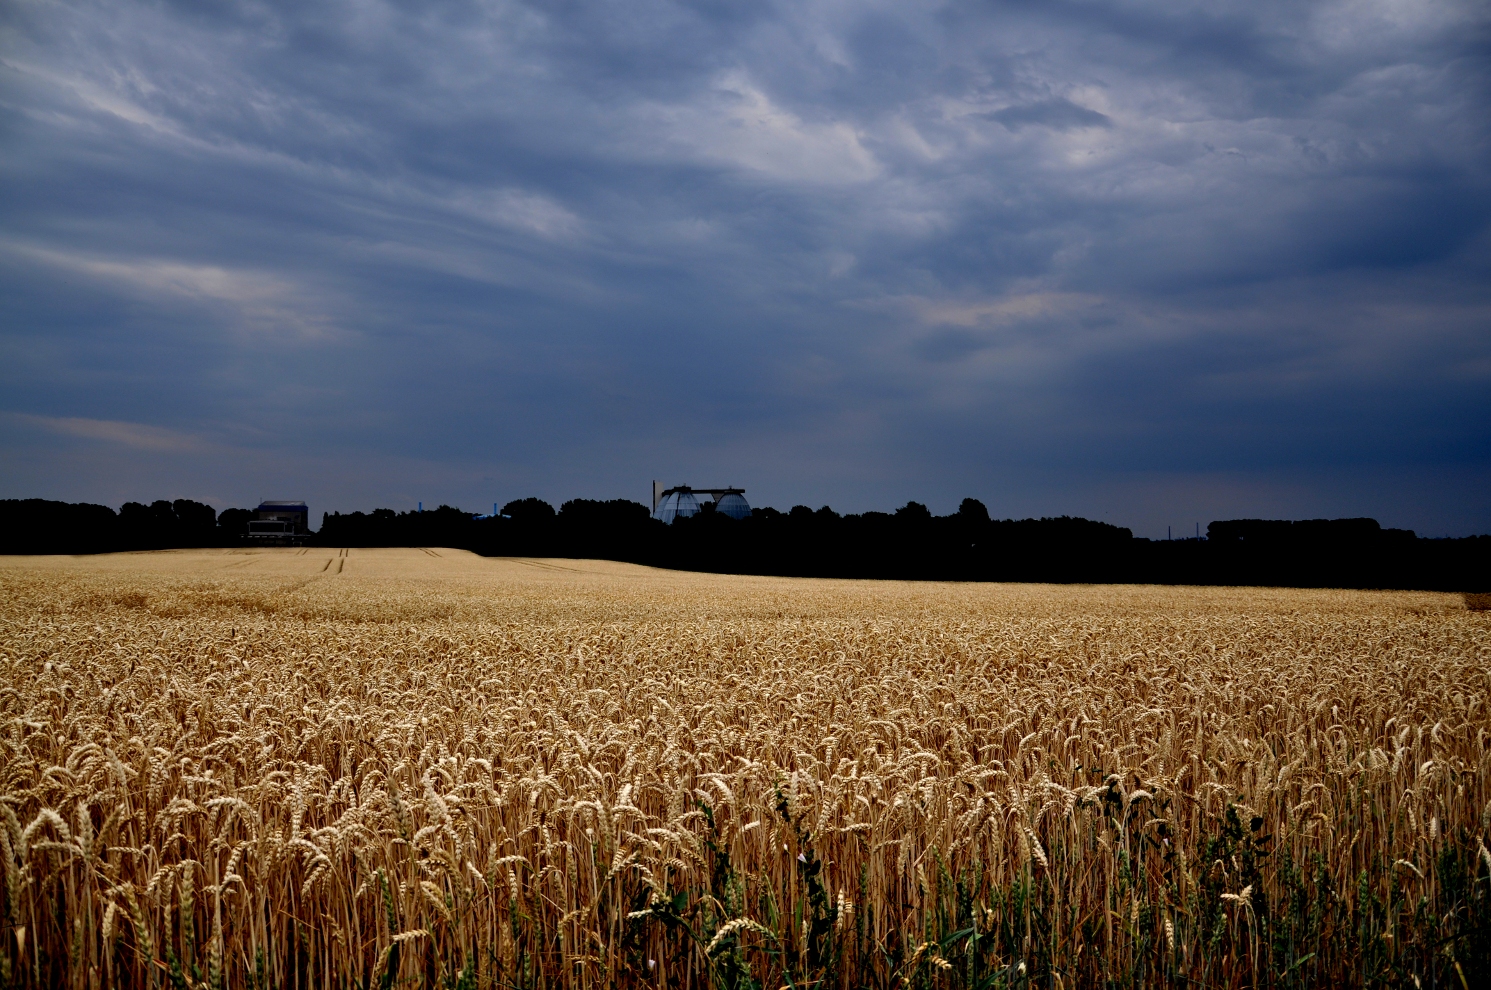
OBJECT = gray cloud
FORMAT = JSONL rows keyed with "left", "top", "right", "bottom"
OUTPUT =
{"left": 1, "top": 0, "right": 1488, "bottom": 536}
{"left": 982, "top": 99, "right": 1113, "bottom": 132}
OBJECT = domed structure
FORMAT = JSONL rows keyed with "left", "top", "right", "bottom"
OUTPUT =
{"left": 651, "top": 483, "right": 751, "bottom": 524}
{"left": 714, "top": 492, "right": 751, "bottom": 520}
{"left": 653, "top": 488, "right": 701, "bottom": 524}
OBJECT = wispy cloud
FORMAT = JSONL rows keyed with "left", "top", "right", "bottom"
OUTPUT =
{"left": 1, "top": 56, "right": 180, "bottom": 135}
{"left": 2, "top": 243, "right": 339, "bottom": 340}
{"left": 9, "top": 414, "right": 204, "bottom": 452}
{"left": 904, "top": 291, "right": 1105, "bottom": 329}
{"left": 637, "top": 71, "right": 880, "bottom": 184}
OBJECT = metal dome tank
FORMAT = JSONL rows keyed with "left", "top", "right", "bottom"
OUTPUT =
{"left": 652, "top": 489, "right": 701, "bottom": 524}
{"left": 714, "top": 492, "right": 750, "bottom": 520}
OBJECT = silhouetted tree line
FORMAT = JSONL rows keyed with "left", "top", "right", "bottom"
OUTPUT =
{"left": 317, "top": 497, "right": 1486, "bottom": 591}
{"left": 318, "top": 499, "right": 651, "bottom": 560}
{"left": 5, "top": 496, "right": 1487, "bottom": 590}
{"left": 0, "top": 498, "right": 254, "bottom": 553}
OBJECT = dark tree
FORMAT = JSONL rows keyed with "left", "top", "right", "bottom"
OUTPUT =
{"left": 0, "top": 499, "right": 118, "bottom": 554}
{"left": 502, "top": 498, "right": 556, "bottom": 522}
{"left": 895, "top": 501, "right": 932, "bottom": 522}
{"left": 173, "top": 499, "right": 217, "bottom": 532}
{"left": 958, "top": 498, "right": 991, "bottom": 524}
{"left": 217, "top": 507, "right": 254, "bottom": 537}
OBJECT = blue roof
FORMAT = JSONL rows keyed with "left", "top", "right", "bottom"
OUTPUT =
{"left": 715, "top": 492, "right": 751, "bottom": 519}
{"left": 653, "top": 490, "right": 701, "bottom": 524}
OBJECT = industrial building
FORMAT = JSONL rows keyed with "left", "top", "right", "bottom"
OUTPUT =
{"left": 248, "top": 500, "right": 309, "bottom": 543}
{"left": 651, "top": 483, "right": 750, "bottom": 524}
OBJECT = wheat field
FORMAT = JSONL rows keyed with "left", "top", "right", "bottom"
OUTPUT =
{"left": 1, "top": 548, "right": 1487, "bottom": 989}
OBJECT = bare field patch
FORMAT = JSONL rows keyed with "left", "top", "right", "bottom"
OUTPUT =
{"left": 0, "top": 549, "right": 1487, "bottom": 988}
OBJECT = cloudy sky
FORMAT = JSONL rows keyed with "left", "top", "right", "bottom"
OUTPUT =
{"left": 3, "top": 0, "right": 1488, "bottom": 536}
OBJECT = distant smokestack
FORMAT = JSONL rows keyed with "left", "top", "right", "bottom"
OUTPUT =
{"left": 419, "top": 501, "right": 423, "bottom": 513}
{"left": 653, "top": 480, "right": 662, "bottom": 513}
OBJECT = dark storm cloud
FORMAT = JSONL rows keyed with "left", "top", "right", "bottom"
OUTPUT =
{"left": 1, "top": 0, "right": 1488, "bottom": 535}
